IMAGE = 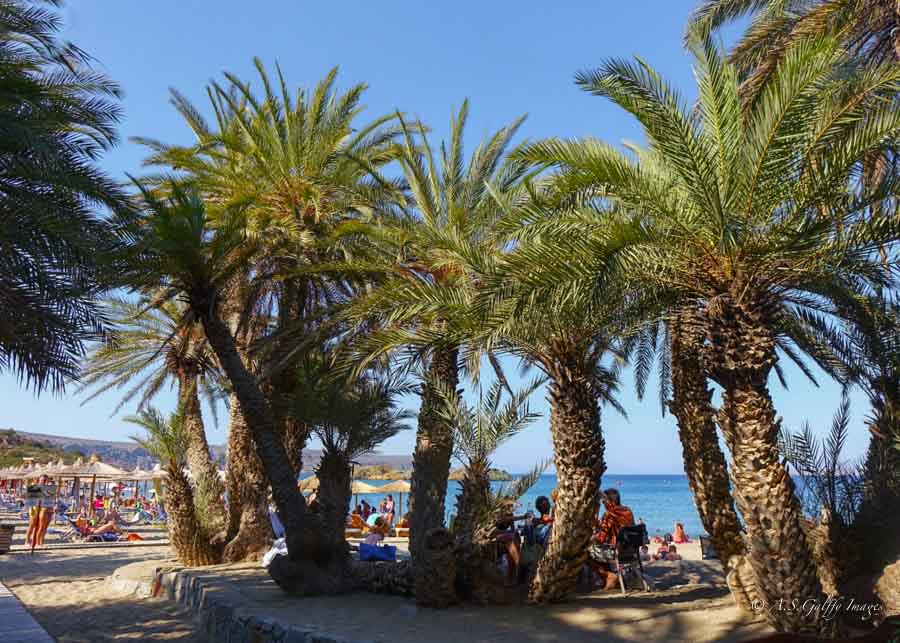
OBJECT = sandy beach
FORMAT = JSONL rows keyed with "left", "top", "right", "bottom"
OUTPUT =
{"left": 0, "top": 526, "right": 775, "bottom": 643}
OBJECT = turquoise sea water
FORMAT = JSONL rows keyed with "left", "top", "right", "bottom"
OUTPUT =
{"left": 349, "top": 474, "right": 706, "bottom": 538}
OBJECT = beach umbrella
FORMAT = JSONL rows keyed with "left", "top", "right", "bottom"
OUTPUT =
{"left": 350, "top": 480, "right": 381, "bottom": 510}
{"left": 298, "top": 476, "right": 319, "bottom": 493}
{"left": 376, "top": 480, "right": 410, "bottom": 517}
{"left": 65, "top": 454, "right": 127, "bottom": 517}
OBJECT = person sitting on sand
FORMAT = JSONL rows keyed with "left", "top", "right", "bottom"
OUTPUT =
{"left": 588, "top": 488, "right": 635, "bottom": 590}
{"left": 673, "top": 522, "right": 690, "bottom": 544}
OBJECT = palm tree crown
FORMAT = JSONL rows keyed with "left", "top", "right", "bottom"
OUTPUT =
{"left": 0, "top": 0, "right": 126, "bottom": 392}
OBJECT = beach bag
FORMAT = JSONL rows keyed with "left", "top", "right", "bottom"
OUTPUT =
{"left": 359, "top": 543, "right": 396, "bottom": 562}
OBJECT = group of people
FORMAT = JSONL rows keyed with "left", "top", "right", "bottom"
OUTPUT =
{"left": 490, "top": 488, "right": 692, "bottom": 591}
{"left": 350, "top": 495, "right": 397, "bottom": 525}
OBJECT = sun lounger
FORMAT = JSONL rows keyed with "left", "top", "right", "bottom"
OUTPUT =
{"left": 393, "top": 526, "right": 409, "bottom": 538}
{"left": 345, "top": 527, "right": 363, "bottom": 538}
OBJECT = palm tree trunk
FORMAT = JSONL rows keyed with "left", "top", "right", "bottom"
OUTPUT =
{"left": 177, "top": 369, "right": 226, "bottom": 533}
{"left": 223, "top": 393, "right": 272, "bottom": 562}
{"left": 529, "top": 367, "right": 603, "bottom": 603}
{"left": 165, "top": 466, "right": 221, "bottom": 566}
{"left": 453, "top": 464, "right": 491, "bottom": 546}
{"left": 669, "top": 317, "right": 757, "bottom": 611}
{"left": 707, "top": 296, "right": 828, "bottom": 635}
{"left": 409, "top": 346, "right": 459, "bottom": 604}
{"left": 315, "top": 449, "right": 352, "bottom": 556}
{"left": 190, "top": 290, "right": 347, "bottom": 594}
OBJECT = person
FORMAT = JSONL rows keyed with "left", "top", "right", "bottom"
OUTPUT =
{"left": 522, "top": 495, "right": 554, "bottom": 547}
{"left": 673, "top": 522, "right": 690, "bottom": 544}
{"left": 665, "top": 544, "right": 682, "bottom": 561}
{"left": 364, "top": 516, "right": 389, "bottom": 544}
{"left": 360, "top": 500, "right": 372, "bottom": 521}
{"left": 89, "top": 507, "right": 122, "bottom": 537}
{"left": 307, "top": 492, "right": 320, "bottom": 514}
{"left": 378, "top": 498, "right": 387, "bottom": 514}
{"left": 495, "top": 505, "right": 523, "bottom": 585}
{"left": 639, "top": 545, "right": 651, "bottom": 562}
{"left": 383, "top": 495, "right": 395, "bottom": 525}
{"left": 589, "top": 488, "right": 635, "bottom": 590}
{"left": 653, "top": 544, "right": 669, "bottom": 561}
{"left": 397, "top": 512, "right": 410, "bottom": 529}
{"left": 352, "top": 503, "right": 362, "bottom": 516}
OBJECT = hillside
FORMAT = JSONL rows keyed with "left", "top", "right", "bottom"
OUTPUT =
{"left": 9, "top": 430, "right": 412, "bottom": 472}
{"left": 0, "top": 429, "right": 86, "bottom": 468}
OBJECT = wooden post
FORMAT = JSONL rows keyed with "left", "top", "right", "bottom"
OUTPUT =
{"left": 88, "top": 475, "right": 97, "bottom": 518}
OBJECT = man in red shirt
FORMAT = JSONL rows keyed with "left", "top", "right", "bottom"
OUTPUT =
{"left": 590, "top": 488, "right": 635, "bottom": 590}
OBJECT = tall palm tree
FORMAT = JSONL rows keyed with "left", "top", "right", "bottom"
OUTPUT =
{"left": 128, "top": 405, "right": 221, "bottom": 566}
{"left": 135, "top": 63, "right": 406, "bottom": 559}
{"left": 0, "top": 0, "right": 126, "bottom": 393}
{"left": 513, "top": 31, "right": 900, "bottom": 633}
{"left": 119, "top": 184, "right": 339, "bottom": 594}
{"left": 78, "top": 297, "right": 226, "bottom": 528}
{"left": 478, "top": 269, "right": 634, "bottom": 603}
{"left": 136, "top": 62, "right": 406, "bottom": 476}
{"left": 341, "top": 102, "right": 528, "bottom": 594}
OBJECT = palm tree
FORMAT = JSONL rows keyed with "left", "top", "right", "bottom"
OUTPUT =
{"left": 513, "top": 31, "right": 900, "bottom": 633}
{"left": 136, "top": 62, "right": 406, "bottom": 476}
{"left": 119, "top": 183, "right": 339, "bottom": 594}
{"left": 439, "top": 379, "right": 543, "bottom": 605}
{"left": 0, "top": 0, "right": 126, "bottom": 393}
{"left": 690, "top": 0, "right": 900, "bottom": 98}
{"left": 135, "top": 63, "right": 406, "bottom": 560}
{"left": 128, "top": 405, "right": 221, "bottom": 566}
{"left": 666, "top": 306, "right": 758, "bottom": 609}
{"left": 78, "top": 297, "right": 226, "bottom": 529}
{"left": 478, "top": 273, "right": 633, "bottom": 603}
{"left": 293, "top": 356, "right": 413, "bottom": 555}
{"left": 341, "top": 102, "right": 528, "bottom": 594}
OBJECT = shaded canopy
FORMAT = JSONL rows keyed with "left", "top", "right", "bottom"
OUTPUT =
{"left": 377, "top": 480, "right": 411, "bottom": 493}
{"left": 351, "top": 481, "right": 380, "bottom": 494}
{"left": 65, "top": 454, "right": 127, "bottom": 479}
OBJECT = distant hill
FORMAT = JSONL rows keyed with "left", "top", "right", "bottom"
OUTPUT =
{"left": 8, "top": 429, "right": 412, "bottom": 472}
{"left": 0, "top": 429, "right": 86, "bottom": 468}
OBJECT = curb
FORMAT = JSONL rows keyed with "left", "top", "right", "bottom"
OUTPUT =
{"left": 154, "top": 567, "right": 375, "bottom": 643}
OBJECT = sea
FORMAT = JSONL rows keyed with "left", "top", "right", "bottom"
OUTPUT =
{"left": 352, "top": 474, "right": 705, "bottom": 538}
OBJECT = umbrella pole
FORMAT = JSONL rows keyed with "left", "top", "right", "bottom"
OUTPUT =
{"left": 88, "top": 475, "right": 97, "bottom": 518}
{"left": 54, "top": 477, "right": 61, "bottom": 521}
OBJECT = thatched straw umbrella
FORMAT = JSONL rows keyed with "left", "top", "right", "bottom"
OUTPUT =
{"left": 376, "top": 479, "right": 411, "bottom": 518}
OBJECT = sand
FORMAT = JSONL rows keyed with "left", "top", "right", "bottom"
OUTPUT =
{"left": 0, "top": 524, "right": 774, "bottom": 643}
{"left": 0, "top": 541, "right": 201, "bottom": 641}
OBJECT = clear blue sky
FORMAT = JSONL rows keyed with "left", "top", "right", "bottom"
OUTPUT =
{"left": 1, "top": 1, "right": 872, "bottom": 473}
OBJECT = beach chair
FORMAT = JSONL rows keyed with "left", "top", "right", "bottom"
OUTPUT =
{"left": 699, "top": 535, "right": 718, "bottom": 560}
{"left": 60, "top": 517, "right": 92, "bottom": 542}
{"left": 615, "top": 525, "right": 652, "bottom": 594}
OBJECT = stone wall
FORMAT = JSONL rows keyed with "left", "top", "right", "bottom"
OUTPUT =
{"left": 153, "top": 567, "right": 373, "bottom": 643}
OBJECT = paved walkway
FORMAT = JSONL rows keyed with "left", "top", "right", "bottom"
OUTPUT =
{"left": 0, "top": 581, "right": 54, "bottom": 643}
